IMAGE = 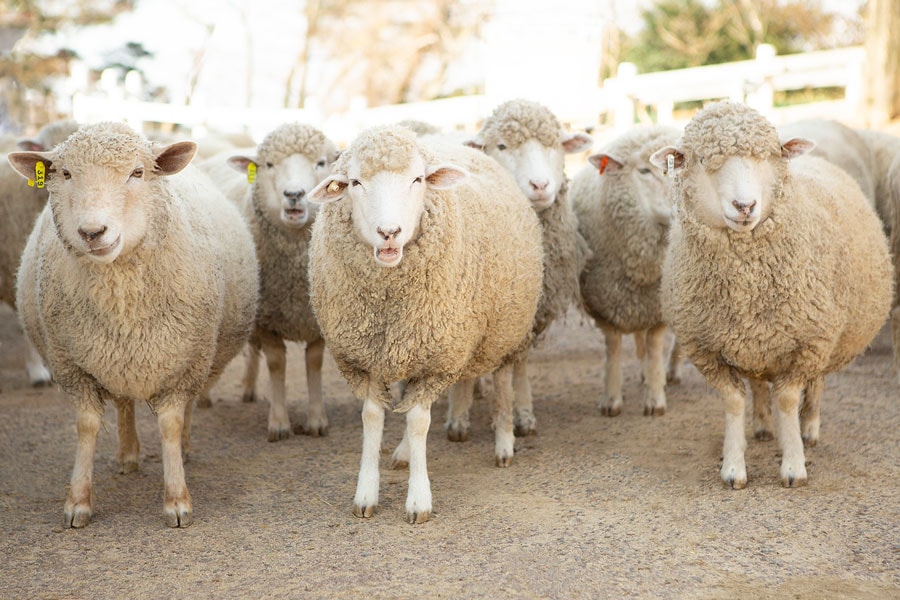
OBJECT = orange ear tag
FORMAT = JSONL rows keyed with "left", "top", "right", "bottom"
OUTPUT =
{"left": 598, "top": 155, "right": 609, "bottom": 175}
{"left": 247, "top": 163, "right": 257, "bottom": 184}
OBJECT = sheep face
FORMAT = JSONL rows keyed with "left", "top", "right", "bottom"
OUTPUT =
{"left": 229, "top": 151, "right": 333, "bottom": 230}
{"left": 310, "top": 153, "right": 467, "bottom": 268}
{"left": 8, "top": 136, "right": 196, "bottom": 264}
{"left": 590, "top": 151, "right": 673, "bottom": 227}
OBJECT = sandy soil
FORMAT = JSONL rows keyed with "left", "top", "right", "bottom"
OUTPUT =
{"left": 0, "top": 302, "right": 897, "bottom": 599}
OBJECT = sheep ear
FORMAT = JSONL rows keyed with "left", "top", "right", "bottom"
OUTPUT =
{"left": 227, "top": 155, "right": 257, "bottom": 173}
{"left": 425, "top": 164, "right": 467, "bottom": 189}
{"left": 561, "top": 132, "right": 593, "bottom": 154}
{"left": 154, "top": 141, "right": 197, "bottom": 175}
{"left": 588, "top": 153, "right": 624, "bottom": 175}
{"left": 309, "top": 174, "right": 349, "bottom": 204}
{"left": 7, "top": 151, "right": 54, "bottom": 183}
{"left": 463, "top": 135, "right": 485, "bottom": 151}
{"left": 781, "top": 137, "right": 815, "bottom": 159}
{"left": 649, "top": 146, "right": 684, "bottom": 176}
{"left": 16, "top": 138, "right": 48, "bottom": 152}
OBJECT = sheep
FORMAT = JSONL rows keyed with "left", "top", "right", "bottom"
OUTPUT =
{"left": 441, "top": 98, "right": 592, "bottom": 440}
{"left": 8, "top": 121, "right": 258, "bottom": 527}
{"left": 854, "top": 128, "right": 900, "bottom": 233}
{"left": 217, "top": 122, "right": 340, "bottom": 440}
{"left": 0, "top": 119, "right": 79, "bottom": 386}
{"left": 649, "top": 101, "right": 892, "bottom": 489}
{"left": 306, "top": 124, "right": 543, "bottom": 523}
{"left": 569, "top": 124, "right": 682, "bottom": 417}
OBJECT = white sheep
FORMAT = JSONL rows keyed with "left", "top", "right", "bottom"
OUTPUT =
{"left": 0, "top": 119, "right": 79, "bottom": 386}
{"left": 216, "top": 122, "right": 340, "bottom": 440}
{"left": 650, "top": 101, "right": 892, "bottom": 489}
{"left": 570, "top": 124, "right": 682, "bottom": 417}
{"left": 855, "top": 128, "right": 900, "bottom": 232}
{"left": 307, "top": 125, "right": 543, "bottom": 523}
{"left": 8, "top": 122, "right": 258, "bottom": 527}
{"left": 441, "top": 99, "right": 592, "bottom": 440}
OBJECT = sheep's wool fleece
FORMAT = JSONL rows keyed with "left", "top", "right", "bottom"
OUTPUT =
{"left": 477, "top": 99, "right": 561, "bottom": 149}
{"left": 248, "top": 124, "right": 325, "bottom": 344}
{"left": 663, "top": 103, "right": 892, "bottom": 386}
{"left": 0, "top": 162, "right": 48, "bottom": 307}
{"left": 309, "top": 126, "right": 544, "bottom": 410}
{"left": 16, "top": 122, "right": 258, "bottom": 409}
{"left": 573, "top": 125, "right": 680, "bottom": 332}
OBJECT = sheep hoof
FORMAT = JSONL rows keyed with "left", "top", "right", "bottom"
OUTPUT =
{"left": 720, "top": 466, "right": 747, "bottom": 490}
{"left": 600, "top": 404, "right": 622, "bottom": 417}
{"left": 754, "top": 428, "right": 774, "bottom": 441}
{"left": 514, "top": 423, "right": 537, "bottom": 437}
{"left": 495, "top": 453, "right": 513, "bottom": 468}
{"left": 164, "top": 505, "right": 193, "bottom": 528}
{"left": 406, "top": 510, "right": 431, "bottom": 524}
{"left": 643, "top": 405, "right": 666, "bottom": 417}
{"left": 446, "top": 426, "right": 469, "bottom": 442}
{"left": 64, "top": 504, "right": 92, "bottom": 529}
{"left": 31, "top": 377, "right": 53, "bottom": 388}
{"left": 118, "top": 459, "right": 139, "bottom": 474}
{"left": 195, "top": 395, "right": 212, "bottom": 409}
{"left": 666, "top": 374, "right": 682, "bottom": 386}
{"left": 780, "top": 464, "right": 808, "bottom": 488}
{"left": 267, "top": 427, "right": 291, "bottom": 442}
{"left": 241, "top": 391, "right": 257, "bottom": 403}
{"left": 352, "top": 503, "right": 376, "bottom": 519}
{"left": 294, "top": 421, "right": 329, "bottom": 437}
{"left": 390, "top": 458, "right": 409, "bottom": 470}
{"left": 802, "top": 435, "right": 818, "bottom": 448}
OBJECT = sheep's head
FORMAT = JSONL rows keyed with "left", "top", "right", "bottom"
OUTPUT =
{"left": 309, "top": 125, "right": 467, "bottom": 268}
{"left": 465, "top": 99, "right": 592, "bottom": 210}
{"left": 591, "top": 126, "right": 681, "bottom": 227}
{"left": 649, "top": 102, "right": 814, "bottom": 232}
{"left": 227, "top": 123, "right": 339, "bottom": 230}
{"left": 7, "top": 121, "right": 196, "bottom": 263}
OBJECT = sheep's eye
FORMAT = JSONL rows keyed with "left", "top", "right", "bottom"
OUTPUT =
{"left": 61, "top": 169, "right": 71, "bottom": 180}
{"left": 316, "top": 159, "right": 327, "bottom": 168}
{"left": 130, "top": 167, "right": 144, "bottom": 179}
{"left": 413, "top": 176, "right": 423, "bottom": 184}
{"left": 638, "top": 167, "right": 651, "bottom": 175}
{"left": 497, "top": 143, "right": 507, "bottom": 151}
{"left": 266, "top": 161, "right": 274, "bottom": 168}
{"left": 350, "top": 179, "right": 361, "bottom": 187}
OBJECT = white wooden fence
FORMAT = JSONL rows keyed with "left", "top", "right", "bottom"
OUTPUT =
{"left": 71, "top": 44, "right": 866, "bottom": 143}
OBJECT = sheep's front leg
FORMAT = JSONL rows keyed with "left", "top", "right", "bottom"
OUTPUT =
{"left": 749, "top": 378, "right": 773, "bottom": 441}
{"left": 445, "top": 377, "right": 475, "bottom": 442}
{"left": 512, "top": 354, "right": 537, "bottom": 436}
{"left": 800, "top": 376, "right": 823, "bottom": 447}
{"left": 158, "top": 401, "right": 193, "bottom": 527}
{"left": 715, "top": 377, "right": 748, "bottom": 489}
{"left": 240, "top": 341, "right": 261, "bottom": 403}
{"left": 260, "top": 333, "right": 291, "bottom": 442}
{"left": 405, "top": 403, "right": 433, "bottom": 524}
{"left": 113, "top": 397, "right": 140, "bottom": 473}
{"left": 666, "top": 338, "right": 684, "bottom": 385}
{"left": 64, "top": 403, "right": 103, "bottom": 528}
{"left": 295, "top": 337, "right": 328, "bottom": 437}
{"left": 353, "top": 398, "right": 384, "bottom": 518}
{"left": 642, "top": 324, "right": 667, "bottom": 416}
{"left": 773, "top": 379, "right": 808, "bottom": 487}
{"left": 600, "top": 326, "right": 624, "bottom": 416}
{"left": 492, "top": 363, "right": 516, "bottom": 467}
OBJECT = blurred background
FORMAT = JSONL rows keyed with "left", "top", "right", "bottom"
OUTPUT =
{"left": 0, "top": 0, "right": 896, "bottom": 145}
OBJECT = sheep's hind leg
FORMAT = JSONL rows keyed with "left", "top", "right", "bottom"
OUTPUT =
{"left": 158, "top": 400, "right": 193, "bottom": 527}
{"left": 64, "top": 402, "right": 103, "bottom": 528}
{"left": 600, "top": 327, "right": 624, "bottom": 416}
{"left": 294, "top": 337, "right": 328, "bottom": 436}
{"left": 113, "top": 397, "right": 140, "bottom": 473}
{"left": 445, "top": 377, "right": 475, "bottom": 442}
{"left": 642, "top": 324, "right": 667, "bottom": 416}
{"left": 240, "top": 340, "right": 261, "bottom": 404}
{"left": 800, "top": 376, "right": 823, "bottom": 448}
{"left": 512, "top": 353, "right": 537, "bottom": 436}
{"left": 773, "top": 380, "right": 808, "bottom": 487}
{"left": 405, "top": 403, "right": 433, "bottom": 524}
{"left": 492, "top": 363, "right": 516, "bottom": 467}
{"left": 261, "top": 333, "right": 291, "bottom": 442}
{"left": 666, "top": 337, "right": 684, "bottom": 385}
{"left": 25, "top": 338, "right": 51, "bottom": 387}
{"left": 749, "top": 378, "right": 773, "bottom": 441}
{"left": 353, "top": 398, "right": 384, "bottom": 518}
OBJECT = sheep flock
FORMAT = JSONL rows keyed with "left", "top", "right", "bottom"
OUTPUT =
{"left": 3, "top": 97, "right": 899, "bottom": 528}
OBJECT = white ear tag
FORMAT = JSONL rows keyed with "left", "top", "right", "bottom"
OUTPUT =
{"left": 667, "top": 154, "right": 675, "bottom": 178}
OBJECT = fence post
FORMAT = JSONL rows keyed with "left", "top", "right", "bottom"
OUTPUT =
{"left": 746, "top": 43, "right": 776, "bottom": 116}
{"left": 610, "top": 62, "right": 637, "bottom": 130}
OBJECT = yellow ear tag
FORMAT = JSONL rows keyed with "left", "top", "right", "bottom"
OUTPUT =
{"left": 327, "top": 181, "right": 341, "bottom": 193}
{"left": 32, "top": 161, "right": 46, "bottom": 188}
{"left": 247, "top": 163, "right": 256, "bottom": 184}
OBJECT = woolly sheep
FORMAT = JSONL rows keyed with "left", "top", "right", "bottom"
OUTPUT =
{"left": 570, "top": 124, "right": 682, "bottom": 417}
{"left": 1, "top": 119, "right": 79, "bottom": 386}
{"left": 777, "top": 119, "right": 876, "bottom": 207}
{"left": 855, "top": 128, "right": 900, "bottom": 232}
{"left": 307, "top": 125, "right": 543, "bottom": 523}
{"left": 219, "top": 122, "right": 340, "bottom": 440}
{"left": 650, "top": 101, "right": 892, "bottom": 490}
{"left": 443, "top": 98, "right": 592, "bottom": 440}
{"left": 8, "top": 122, "right": 258, "bottom": 527}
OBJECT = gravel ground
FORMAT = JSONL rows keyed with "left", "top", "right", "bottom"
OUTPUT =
{"left": 0, "top": 303, "right": 898, "bottom": 599}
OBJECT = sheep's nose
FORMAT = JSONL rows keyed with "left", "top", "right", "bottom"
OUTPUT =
{"left": 529, "top": 179, "right": 549, "bottom": 192}
{"left": 284, "top": 189, "right": 306, "bottom": 206}
{"left": 377, "top": 225, "right": 401, "bottom": 241}
{"left": 732, "top": 199, "right": 757, "bottom": 216}
{"left": 78, "top": 225, "right": 107, "bottom": 242}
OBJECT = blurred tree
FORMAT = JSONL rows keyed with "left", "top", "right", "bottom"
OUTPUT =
{"left": 863, "top": 0, "right": 900, "bottom": 126}
{"left": 621, "top": 0, "right": 860, "bottom": 73}
{"left": 0, "top": 0, "right": 136, "bottom": 130}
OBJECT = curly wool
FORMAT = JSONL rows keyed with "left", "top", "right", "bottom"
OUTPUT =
{"left": 55, "top": 122, "right": 155, "bottom": 172}
{"left": 476, "top": 99, "right": 561, "bottom": 149}
{"left": 255, "top": 122, "right": 333, "bottom": 166}
{"left": 334, "top": 126, "right": 435, "bottom": 180}
{"left": 679, "top": 101, "right": 782, "bottom": 172}
{"left": 309, "top": 129, "right": 544, "bottom": 410}
{"left": 573, "top": 125, "right": 681, "bottom": 332}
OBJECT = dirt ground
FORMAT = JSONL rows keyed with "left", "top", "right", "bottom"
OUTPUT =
{"left": 0, "top": 301, "right": 897, "bottom": 600}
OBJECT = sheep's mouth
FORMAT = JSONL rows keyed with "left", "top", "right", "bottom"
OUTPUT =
{"left": 724, "top": 217, "right": 757, "bottom": 232}
{"left": 529, "top": 195, "right": 555, "bottom": 211}
{"left": 374, "top": 246, "right": 402, "bottom": 266}
{"left": 281, "top": 208, "right": 308, "bottom": 226}
{"left": 88, "top": 235, "right": 121, "bottom": 257}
